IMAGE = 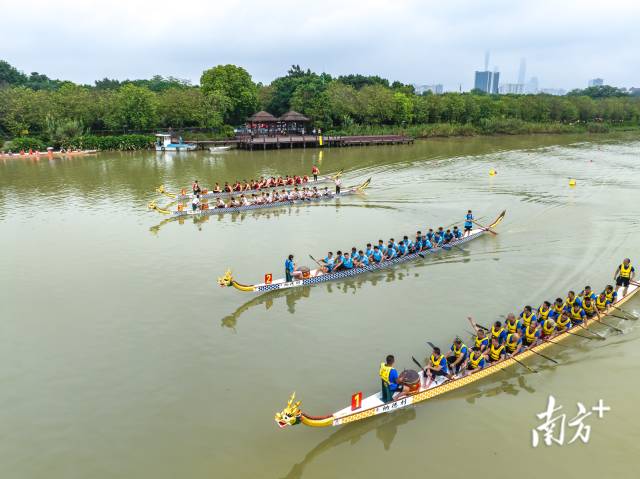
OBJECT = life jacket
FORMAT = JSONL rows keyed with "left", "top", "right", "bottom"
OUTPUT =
{"left": 489, "top": 343, "right": 505, "bottom": 361}
{"left": 475, "top": 336, "right": 488, "bottom": 349}
{"left": 552, "top": 303, "right": 564, "bottom": 315}
{"left": 505, "top": 333, "right": 519, "bottom": 353}
{"left": 605, "top": 290, "right": 616, "bottom": 302}
{"left": 491, "top": 326, "right": 505, "bottom": 341}
{"left": 452, "top": 342, "right": 467, "bottom": 358}
{"left": 596, "top": 296, "right": 608, "bottom": 311}
{"left": 556, "top": 315, "right": 571, "bottom": 331}
{"left": 468, "top": 352, "right": 483, "bottom": 369}
{"left": 379, "top": 363, "right": 393, "bottom": 385}
{"left": 620, "top": 263, "right": 633, "bottom": 278}
{"left": 538, "top": 307, "right": 550, "bottom": 320}
{"left": 521, "top": 311, "right": 534, "bottom": 328}
{"left": 542, "top": 320, "right": 555, "bottom": 336}
{"left": 582, "top": 301, "right": 595, "bottom": 314}
{"left": 570, "top": 307, "right": 584, "bottom": 321}
{"left": 565, "top": 296, "right": 578, "bottom": 309}
{"left": 524, "top": 325, "right": 539, "bottom": 344}
{"left": 506, "top": 319, "right": 519, "bottom": 334}
{"left": 430, "top": 354, "right": 445, "bottom": 369}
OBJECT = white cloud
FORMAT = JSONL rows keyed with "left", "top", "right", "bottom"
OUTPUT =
{"left": 1, "top": 0, "right": 638, "bottom": 90}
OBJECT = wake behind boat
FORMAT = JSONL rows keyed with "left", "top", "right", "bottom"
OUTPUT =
{"left": 218, "top": 210, "right": 506, "bottom": 293}
{"left": 149, "top": 178, "right": 370, "bottom": 217}
{"left": 275, "top": 263, "right": 639, "bottom": 429}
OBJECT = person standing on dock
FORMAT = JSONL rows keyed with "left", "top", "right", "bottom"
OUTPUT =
{"left": 312, "top": 165, "right": 319, "bottom": 181}
{"left": 334, "top": 176, "right": 342, "bottom": 195}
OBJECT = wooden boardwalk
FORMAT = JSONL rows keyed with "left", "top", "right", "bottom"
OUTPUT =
{"left": 188, "top": 134, "right": 413, "bottom": 150}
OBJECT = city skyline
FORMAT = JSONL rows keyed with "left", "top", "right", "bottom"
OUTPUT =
{"left": 1, "top": 0, "right": 638, "bottom": 91}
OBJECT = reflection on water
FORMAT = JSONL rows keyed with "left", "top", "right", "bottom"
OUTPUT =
{"left": 281, "top": 409, "right": 416, "bottom": 479}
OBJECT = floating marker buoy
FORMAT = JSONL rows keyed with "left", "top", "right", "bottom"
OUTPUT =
{"left": 489, "top": 169, "right": 497, "bottom": 176}
{"left": 569, "top": 179, "right": 577, "bottom": 187}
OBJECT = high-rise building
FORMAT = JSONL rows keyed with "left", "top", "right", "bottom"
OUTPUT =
{"left": 499, "top": 83, "right": 523, "bottom": 94}
{"left": 491, "top": 69, "right": 500, "bottom": 94}
{"left": 525, "top": 76, "right": 539, "bottom": 94}
{"left": 588, "top": 78, "right": 604, "bottom": 87}
{"left": 517, "top": 58, "right": 527, "bottom": 86}
{"left": 414, "top": 84, "right": 444, "bottom": 94}
{"left": 474, "top": 52, "right": 499, "bottom": 94}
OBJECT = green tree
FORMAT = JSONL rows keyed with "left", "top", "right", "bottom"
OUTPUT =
{"left": 200, "top": 65, "right": 257, "bottom": 124}
{"left": 105, "top": 84, "right": 158, "bottom": 130}
{"left": 0, "top": 60, "right": 27, "bottom": 87}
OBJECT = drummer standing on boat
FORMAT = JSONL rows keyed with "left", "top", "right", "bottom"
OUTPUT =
{"left": 334, "top": 177, "right": 342, "bottom": 195}
{"left": 613, "top": 258, "right": 635, "bottom": 297}
{"left": 285, "top": 255, "right": 303, "bottom": 283}
{"left": 379, "top": 355, "right": 408, "bottom": 403}
{"left": 312, "top": 165, "right": 319, "bottom": 181}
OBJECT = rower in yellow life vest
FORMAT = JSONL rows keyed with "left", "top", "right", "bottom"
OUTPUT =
{"left": 555, "top": 311, "right": 572, "bottom": 332}
{"left": 565, "top": 291, "right": 582, "bottom": 310}
{"left": 463, "top": 346, "right": 486, "bottom": 374}
{"left": 581, "top": 296, "right": 600, "bottom": 320}
{"left": 519, "top": 305, "right": 537, "bottom": 329}
{"left": 424, "top": 346, "right": 452, "bottom": 388}
{"left": 504, "top": 313, "right": 521, "bottom": 334}
{"left": 522, "top": 318, "right": 541, "bottom": 347}
{"left": 550, "top": 298, "right": 565, "bottom": 319}
{"left": 490, "top": 321, "right": 507, "bottom": 345}
{"left": 540, "top": 318, "right": 556, "bottom": 339}
{"left": 614, "top": 258, "right": 635, "bottom": 297}
{"left": 487, "top": 337, "right": 506, "bottom": 363}
{"left": 467, "top": 317, "right": 489, "bottom": 351}
{"left": 538, "top": 301, "right": 552, "bottom": 322}
{"left": 379, "top": 354, "right": 409, "bottom": 403}
{"left": 445, "top": 338, "right": 468, "bottom": 374}
{"left": 568, "top": 303, "right": 586, "bottom": 325}
{"left": 595, "top": 292, "right": 611, "bottom": 312}
{"left": 505, "top": 331, "right": 522, "bottom": 356}
{"left": 604, "top": 284, "right": 618, "bottom": 304}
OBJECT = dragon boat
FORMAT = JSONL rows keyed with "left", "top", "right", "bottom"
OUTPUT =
{"left": 217, "top": 210, "right": 506, "bottom": 293}
{"left": 155, "top": 170, "right": 343, "bottom": 201}
{"left": 275, "top": 280, "right": 639, "bottom": 429}
{"left": 149, "top": 178, "right": 370, "bottom": 217}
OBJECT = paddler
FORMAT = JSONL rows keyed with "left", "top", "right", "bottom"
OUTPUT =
{"left": 537, "top": 301, "right": 552, "bottom": 322}
{"left": 565, "top": 290, "right": 582, "bottom": 310}
{"left": 334, "top": 176, "right": 342, "bottom": 194}
{"left": 463, "top": 346, "right": 486, "bottom": 374}
{"left": 424, "top": 346, "right": 451, "bottom": 388}
{"left": 504, "top": 313, "right": 521, "bottom": 334}
{"left": 445, "top": 337, "right": 468, "bottom": 374}
{"left": 581, "top": 296, "right": 600, "bottom": 320}
{"left": 519, "top": 305, "right": 537, "bottom": 329}
{"left": 490, "top": 320, "right": 507, "bottom": 344}
{"left": 595, "top": 291, "right": 611, "bottom": 312}
{"left": 191, "top": 194, "right": 200, "bottom": 211}
{"left": 192, "top": 180, "right": 201, "bottom": 194}
{"left": 568, "top": 302, "right": 586, "bottom": 326}
{"left": 453, "top": 226, "right": 463, "bottom": 239}
{"left": 468, "top": 317, "right": 489, "bottom": 351}
{"left": 320, "top": 252, "right": 335, "bottom": 273}
{"left": 522, "top": 318, "right": 541, "bottom": 348}
{"left": 505, "top": 331, "right": 522, "bottom": 356}
{"left": 379, "top": 355, "right": 409, "bottom": 403}
{"left": 540, "top": 318, "right": 556, "bottom": 339}
{"left": 213, "top": 183, "right": 221, "bottom": 193}
{"left": 312, "top": 165, "right": 319, "bottom": 181}
{"left": 614, "top": 258, "right": 635, "bottom": 297}
{"left": 549, "top": 298, "right": 565, "bottom": 319}
{"left": 355, "top": 249, "right": 370, "bottom": 267}
{"left": 487, "top": 336, "right": 506, "bottom": 363}
{"left": 463, "top": 210, "right": 473, "bottom": 237}
{"left": 555, "top": 311, "right": 572, "bottom": 332}
{"left": 604, "top": 284, "right": 618, "bottom": 304}
{"left": 285, "top": 254, "right": 302, "bottom": 282}
{"left": 579, "top": 285, "right": 597, "bottom": 302}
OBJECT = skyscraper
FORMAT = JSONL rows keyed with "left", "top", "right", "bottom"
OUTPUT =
{"left": 473, "top": 52, "right": 499, "bottom": 93}
{"left": 518, "top": 58, "right": 527, "bottom": 86}
{"left": 588, "top": 78, "right": 604, "bottom": 87}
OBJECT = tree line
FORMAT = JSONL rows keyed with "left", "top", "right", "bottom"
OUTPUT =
{"left": 1, "top": 60, "right": 639, "bottom": 147}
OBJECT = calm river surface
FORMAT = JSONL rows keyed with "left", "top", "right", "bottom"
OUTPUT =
{"left": 2, "top": 133, "right": 639, "bottom": 479}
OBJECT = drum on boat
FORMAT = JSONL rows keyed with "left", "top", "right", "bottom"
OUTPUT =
{"left": 401, "top": 369, "right": 421, "bottom": 392}
{"left": 299, "top": 266, "right": 311, "bottom": 279}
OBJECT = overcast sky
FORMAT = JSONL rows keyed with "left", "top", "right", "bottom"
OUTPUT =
{"left": 2, "top": 0, "right": 638, "bottom": 91}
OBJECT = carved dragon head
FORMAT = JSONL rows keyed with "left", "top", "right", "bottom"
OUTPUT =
{"left": 274, "top": 392, "right": 302, "bottom": 428}
{"left": 217, "top": 269, "right": 234, "bottom": 287}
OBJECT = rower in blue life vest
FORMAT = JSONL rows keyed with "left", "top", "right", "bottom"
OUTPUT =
{"left": 379, "top": 355, "right": 409, "bottom": 403}
{"left": 424, "top": 346, "right": 451, "bottom": 388}
{"left": 320, "top": 252, "right": 335, "bottom": 273}
{"left": 445, "top": 337, "right": 468, "bottom": 374}
{"left": 378, "top": 239, "right": 388, "bottom": 257}
{"left": 453, "top": 226, "right": 463, "bottom": 239}
{"left": 355, "top": 250, "right": 370, "bottom": 267}
{"left": 371, "top": 246, "right": 384, "bottom": 263}
{"left": 333, "top": 251, "right": 344, "bottom": 271}
{"left": 397, "top": 241, "right": 408, "bottom": 257}
{"left": 403, "top": 235, "right": 413, "bottom": 252}
{"left": 426, "top": 229, "right": 435, "bottom": 242}
{"left": 284, "top": 254, "right": 302, "bottom": 282}
{"left": 463, "top": 210, "right": 473, "bottom": 237}
{"left": 341, "top": 252, "right": 354, "bottom": 270}
{"left": 614, "top": 258, "right": 635, "bottom": 297}
{"left": 443, "top": 229, "right": 454, "bottom": 244}
{"left": 365, "top": 243, "right": 374, "bottom": 259}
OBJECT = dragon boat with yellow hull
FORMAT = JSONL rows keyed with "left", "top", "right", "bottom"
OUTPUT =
{"left": 149, "top": 178, "right": 370, "bottom": 217}
{"left": 155, "top": 170, "right": 343, "bottom": 201}
{"left": 218, "top": 210, "right": 506, "bottom": 294}
{"left": 275, "top": 281, "right": 639, "bottom": 429}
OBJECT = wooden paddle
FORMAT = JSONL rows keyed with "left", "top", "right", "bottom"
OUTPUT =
{"left": 526, "top": 347, "right": 559, "bottom": 364}
{"left": 308, "top": 254, "right": 325, "bottom": 270}
{"left": 595, "top": 318, "right": 624, "bottom": 333}
{"left": 472, "top": 219, "right": 498, "bottom": 236}
{"left": 610, "top": 305, "right": 637, "bottom": 320}
{"left": 412, "top": 356, "right": 428, "bottom": 381}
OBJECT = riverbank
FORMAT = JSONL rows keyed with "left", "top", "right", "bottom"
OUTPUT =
{"left": 3, "top": 121, "right": 639, "bottom": 152}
